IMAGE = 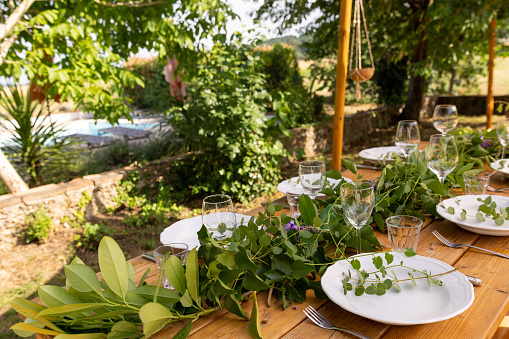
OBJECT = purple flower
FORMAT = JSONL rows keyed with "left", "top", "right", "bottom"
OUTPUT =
{"left": 283, "top": 221, "right": 319, "bottom": 237}
{"left": 481, "top": 140, "right": 493, "bottom": 148}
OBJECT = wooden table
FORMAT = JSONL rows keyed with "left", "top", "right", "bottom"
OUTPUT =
{"left": 116, "top": 167, "right": 509, "bottom": 339}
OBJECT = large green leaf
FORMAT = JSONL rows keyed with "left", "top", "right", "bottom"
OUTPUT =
{"left": 164, "top": 255, "right": 186, "bottom": 295}
{"left": 136, "top": 285, "right": 180, "bottom": 304}
{"left": 65, "top": 264, "right": 103, "bottom": 296}
{"left": 234, "top": 247, "right": 259, "bottom": 271}
{"left": 38, "top": 286, "right": 80, "bottom": 308}
{"left": 98, "top": 236, "right": 129, "bottom": 299}
{"left": 8, "top": 298, "right": 62, "bottom": 333}
{"left": 139, "top": 302, "right": 176, "bottom": 338}
{"left": 37, "top": 303, "right": 109, "bottom": 318}
{"left": 299, "top": 194, "right": 318, "bottom": 226}
{"left": 107, "top": 321, "right": 140, "bottom": 339}
{"left": 225, "top": 294, "right": 248, "bottom": 319}
{"left": 185, "top": 248, "right": 200, "bottom": 304}
{"left": 12, "top": 318, "right": 46, "bottom": 337}
{"left": 172, "top": 321, "right": 193, "bottom": 339}
{"left": 179, "top": 290, "right": 194, "bottom": 307}
{"left": 10, "top": 323, "right": 61, "bottom": 337}
{"left": 242, "top": 271, "right": 271, "bottom": 291}
{"left": 248, "top": 292, "right": 263, "bottom": 339}
{"left": 291, "top": 260, "right": 314, "bottom": 280}
{"left": 341, "top": 159, "right": 357, "bottom": 174}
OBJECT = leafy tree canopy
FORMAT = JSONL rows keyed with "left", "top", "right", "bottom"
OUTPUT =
{"left": 255, "top": 0, "right": 508, "bottom": 119}
{"left": 0, "top": 0, "right": 235, "bottom": 124}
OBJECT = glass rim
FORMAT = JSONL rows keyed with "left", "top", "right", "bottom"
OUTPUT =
{"left": 398, "top": 120, "right": 418, "bottom": 124}
{"left": 340, "top": 181, "right": 374, "bottom": 191}
{"left": 386, "top": 215, "right": 423, "bottom": 228}
{"left": 299, "top": 160, "right": 325, "bottom": 167}
{"left": 154, "top": 243, "right": 189, "bottom": 256}
{"left": 203, "top": 194, "right": 232, "bottom": 204}
{"left": 434, "top": 104, "right": 457, "bottom": 109}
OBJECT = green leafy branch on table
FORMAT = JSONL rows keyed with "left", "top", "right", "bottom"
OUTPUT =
{"left": 443, "top": 196, "right": 509, "bottom": 226}
{"left": 341, "top": 250, "right": 451, "bottom": 297}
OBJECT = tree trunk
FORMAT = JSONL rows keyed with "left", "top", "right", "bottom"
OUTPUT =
{"left": 399, "top": 0, "right": 430, "bottom": 122}
{"left": 449, "top": 68, "right": 456, "bottom": 95}
{"left": 0, "top": 149, "right": 29, "bottom": 193}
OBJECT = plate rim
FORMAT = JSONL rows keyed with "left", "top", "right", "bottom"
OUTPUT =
{"left": 358, "top": 146, "right": 403, "bottom": 163}
{"left": 321, "top": 252, "right": 474, "bottom": 325}
{"left": 159, "top": 213, "right": 253, "bottom": 249}
{"left": 490, "top": 159, "right": 509, "bottom": 175}
{"left": 436, "top": 195, "right": 509, "bottom": 235}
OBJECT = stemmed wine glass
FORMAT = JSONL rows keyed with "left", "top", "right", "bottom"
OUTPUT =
{"left": 202, "top": 194, "right": 236, "bottom": 239}
{"left": 340, "top": 182, "right": 375, "bottom": 255}
{"left": 299, "top": 160, "right": 326, "bottom": 199}
{"left": 395, "top": 120, "right": 421, "bottom": 161}
{"left": 425, "top": 134, "right": 458, "bottom": 202}
{"left": 496, "top": 118, "right": 509, "bottom": 159}
{"left": 433, "top": 105, "right": 458, "bottom": 136}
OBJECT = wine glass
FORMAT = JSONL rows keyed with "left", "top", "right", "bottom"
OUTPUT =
{"left": 299, "top": 160, "right": 326, "bottom": 199}
{"left": 433, "top": 105, "right": 458, "bottom": 136}
{"left": 340, "top": 182, "right": 375, "bottom": 255}
{"left": 425, "top": 134, "right": 458, "bottom": 202}
{"left": 496, "top": 118, "right": 509, "bottom": 159}
{"left": 395, "top": 120, "right": 421, "bottom": 161}
{"left": 202, "top": 194, "right": 236, "bottom": 239}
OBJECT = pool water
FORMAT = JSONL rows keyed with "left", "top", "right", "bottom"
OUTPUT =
{"left": 61, "top": 120, "right": 158, "bottom": 136}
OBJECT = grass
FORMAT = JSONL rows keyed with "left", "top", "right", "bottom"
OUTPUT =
{"left": 469, "top": 56, "right": 509, "bottom": 96}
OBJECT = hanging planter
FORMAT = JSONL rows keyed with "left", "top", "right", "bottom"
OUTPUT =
{"left": 349, "top": 0, "right": 375, "bottom": 99}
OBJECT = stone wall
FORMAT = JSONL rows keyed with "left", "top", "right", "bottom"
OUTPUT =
{"left": 423, "top": 95, "right": 509, "bottom": 117}
{"left": 284, "top": 104, "right": 403, "bottom": 157}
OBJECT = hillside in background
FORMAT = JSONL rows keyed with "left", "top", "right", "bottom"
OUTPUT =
{"left": 265, "top": 35, "right": 307, "bottom": 59}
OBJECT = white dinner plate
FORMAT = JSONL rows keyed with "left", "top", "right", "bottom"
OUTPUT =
{"left": 160, "top": 214, "right": 252, "bottom": 249}
{"left": 436, "top": 195, "right": 509, "bottom": 236}
{"left": 359, "top": 146, "right": 403, "bottom": 164}
{"left": 277, "top": 176, "right": 352, "bottom": 195}
{"left": 490, "top": 159, "right": 509, "bottom": 175}
{"left": 321, "top": 252, "right": 474, "bottom": 325}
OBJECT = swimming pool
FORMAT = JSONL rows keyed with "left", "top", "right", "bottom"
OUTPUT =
{"left": 60, "top": 120, "right": 159, "bottom": 136}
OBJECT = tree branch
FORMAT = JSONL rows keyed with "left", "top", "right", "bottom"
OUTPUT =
{"left": 91, "top": 0, "right": 169, "bottom": 7}
{"left": 0, "top": 32, "right": 18, "bottom": 66}
{"left": 0, "top": 0, "right": 36, "bottom": 43}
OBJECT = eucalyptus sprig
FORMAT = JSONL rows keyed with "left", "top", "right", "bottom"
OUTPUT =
{"left": 444, "top": 196, "right": 509, "bottom": 226}
{"left": 341, "top": 249, "right": 450, "bottom": 297}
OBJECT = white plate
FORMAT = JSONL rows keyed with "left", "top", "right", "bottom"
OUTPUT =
{"left": 160, "top": 214, "right": 252, "bottom": 249}
{"left": 359, "top": 146, "right": 403, "bottom": 164}
{"left": 277, "top": 176, "right": 352, "bottom": 195}
{"left": 490, "top": 159, "right": 509, "bottom": 175}
{"left": 436, "top": 195, "right": 509, "bottom": 236}
{"left": 321, "top": 252, "right": 474, "bottom": 325}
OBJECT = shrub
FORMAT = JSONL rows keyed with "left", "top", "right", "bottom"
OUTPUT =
{"left": 22, "top": 206, "right": 54, "bottom": 243}
{"left": 258, "top": 43, "right": 323, "bottom": 125}
{"left": 168, "top": 40, "right": 285, "bottom": 203}
{"left": 0, "top": 85, "right": 79, "bottom": 186}
{"left": 73, "top": 222, "right": 112, "bottom": 250}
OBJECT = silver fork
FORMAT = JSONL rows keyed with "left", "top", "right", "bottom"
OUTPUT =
{"left": 433, "top": 230, "right": 509, "bottom": 259}
{"left": 487, "top": 186, "right": 509, "bottom": 192}
{"left": 303, "top": 306, "right": 373, "bottom": 339}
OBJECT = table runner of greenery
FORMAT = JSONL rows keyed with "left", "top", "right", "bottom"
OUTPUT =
{"left": 8, "top": 130, "right": 503, "bottom": 338}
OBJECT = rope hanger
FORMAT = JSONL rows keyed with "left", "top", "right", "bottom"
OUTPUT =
{"left": 348, "top": 0, "right": 375, "bottom": 100}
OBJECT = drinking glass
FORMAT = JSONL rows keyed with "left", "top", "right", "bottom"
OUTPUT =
{"left": 286, "top": 187, "right": 307, "bottom": 218}
{"left": 462, "top": 171, "right": 490, "bottom": 195}
{"left": 433, "top": 105, "right": 458, "bottom": 136}
{"left": 154, "top": 243, "right": 188, "bottom": 290}
{"left": 340, "top": 182, "right": 375, "bottom": 255}
{"left": 299, "top": 160, "right": 326, "bottom": 199}
{"left": 425, "top": 134, "right": 458, "bottom": 202}
{"left": 386, "top": 215, "right": 423, "bottom": 252}
{"left": 395, "top": 120, "right": 421, "bottom": 161}
{"left": 202, "top": 194, "right": 236, "bottom": 239}
{"left": 496, "top": 118, "right": 509, "bottom": 159}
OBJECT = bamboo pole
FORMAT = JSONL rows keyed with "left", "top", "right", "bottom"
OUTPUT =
{"left": 486, "top": 17, "right": 496, "bottom": 129}
{"left": 331, "top": 0, "right": 353, "bottom": 170}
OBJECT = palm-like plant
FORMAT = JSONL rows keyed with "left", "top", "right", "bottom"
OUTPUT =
{"left": 0, "top": 85, "right": 79, "bottom": 186}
